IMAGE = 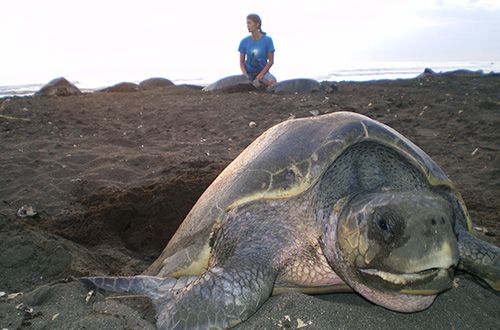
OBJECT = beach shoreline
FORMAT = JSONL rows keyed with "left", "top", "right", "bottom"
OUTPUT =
{"left": 2, "top": 61, "right": 499, "bottom": 99}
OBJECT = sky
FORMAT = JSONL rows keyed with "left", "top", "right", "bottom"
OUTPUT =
{"left": 1, "top": 0, "right": 499, "bottom": 86}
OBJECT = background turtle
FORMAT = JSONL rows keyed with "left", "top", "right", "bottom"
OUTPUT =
{"left": 82, "top": 112, "right": 499, "bottom": 329}
{"left": 267, "top": 78, "right": 322, "bottom": 94}
{"left": 35, "top": 77, "right": 82, "bottom": 97}
{"left": 139, "top": 77, "right": 174, "bottom": 90}
{"left": 202, "top": 74, "right": 256, "bottom": 92}
{"left": 267, "top": 78, "right": 338, "bottom": 94}
{"left": 99, "top": 82, "right": 139, "bottom": 93}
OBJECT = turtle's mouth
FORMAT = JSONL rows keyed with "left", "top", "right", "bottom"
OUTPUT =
{"left": 359, "top": 267, "right": 454, "bottom": 295}
{"left": 360, "top": 268, "right": 441, "bottom": 285}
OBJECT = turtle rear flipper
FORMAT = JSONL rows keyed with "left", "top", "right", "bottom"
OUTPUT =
{"left": 79, "top": 275, "right": 197, "bottom": 298}
{"left": 457, "top": 227, "right": 500, "bottom": 291}
{"left": 80, "top": 263, "right": 276, "bottom": 329}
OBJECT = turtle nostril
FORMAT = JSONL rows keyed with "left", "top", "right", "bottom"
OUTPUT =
{"left": 441, "top": 217, "right": 446, "bottom": 225}
{"left": 431, "top": 218, "right": 437, "bottom": 226}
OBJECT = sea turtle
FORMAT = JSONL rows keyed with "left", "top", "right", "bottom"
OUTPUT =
{"left": 267, "top": 78, "right": 323, "bottom": 94}
{"left": 202, "top": 75, "right": 256, "bottom": 93}
{"left": 139, "top": 77, "right": 174, "bottom": 90}
{"left": 267, "top": 78, "right": 338, "bottom": 94}
{"left": 99, "top": 82, "right": 139, "bottom": 93}
{"left": 82, "top": 112, "right": 499, "bottom": 329}
{"left": 35, "top": 77, "right": 82, "bottom": 97}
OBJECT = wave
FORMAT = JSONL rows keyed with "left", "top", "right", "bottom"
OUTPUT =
{"left": 316, "top": 61, "right": 499, "bottom": 81}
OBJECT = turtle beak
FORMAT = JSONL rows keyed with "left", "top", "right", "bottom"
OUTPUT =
{"left": 359, "top": 264, "right": 456, "bottom": 296}
{"left": 399, "top": 268, "right": 456, "bottom": 295}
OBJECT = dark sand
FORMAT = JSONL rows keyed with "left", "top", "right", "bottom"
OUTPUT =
{"left": 0, "top": 73, "right": 499, "bottom": 329}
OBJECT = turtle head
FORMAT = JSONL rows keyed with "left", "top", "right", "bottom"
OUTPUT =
{"left": 322, "top": 190, "right": 459, "bottom": 312}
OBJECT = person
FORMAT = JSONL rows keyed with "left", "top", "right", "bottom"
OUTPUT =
{"left": 238, "top": 14, "right": 277, "bottom": 88}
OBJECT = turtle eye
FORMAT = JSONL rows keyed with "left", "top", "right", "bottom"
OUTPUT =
{"left": 373, "top": 213, "right": 396, "bottom": 243}
{"left": 377, "top": 218, "right": 390, "bottom": 232}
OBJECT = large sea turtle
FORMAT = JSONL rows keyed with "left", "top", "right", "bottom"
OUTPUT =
{"left": 82, "top": 112, "right": 499, "bottom": 329}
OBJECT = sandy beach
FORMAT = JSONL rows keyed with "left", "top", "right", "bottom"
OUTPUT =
{"left": 0, "top": 72, "right": 499, "bottom": 329}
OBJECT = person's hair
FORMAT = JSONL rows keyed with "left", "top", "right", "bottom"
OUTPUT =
{"left": 247, "top": 13, "right": 266, "bottom": 35}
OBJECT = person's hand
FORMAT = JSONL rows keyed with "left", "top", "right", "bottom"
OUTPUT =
{"left": 255, "top": 73, "right": 265, "bottom": 81}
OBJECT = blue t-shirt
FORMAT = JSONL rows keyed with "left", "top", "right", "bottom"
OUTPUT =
{"left": 238, "top": 35, "right": 275, "bottom": 75}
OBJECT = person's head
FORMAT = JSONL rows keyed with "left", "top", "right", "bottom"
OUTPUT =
{"left": 246, "top": 14, "right": 265, "bottom": 35}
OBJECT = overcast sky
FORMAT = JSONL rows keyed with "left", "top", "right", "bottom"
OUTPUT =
{"left": 1, "top": 0, "right": 499, "bottom": 85}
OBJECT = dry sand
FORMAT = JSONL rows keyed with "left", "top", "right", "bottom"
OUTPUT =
{"left": 0, "top": 72, "right": 499, "bottom": 329}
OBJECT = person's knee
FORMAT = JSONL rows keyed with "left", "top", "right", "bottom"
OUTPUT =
{"left": 262, "top": 73, "right": 277, "bottom": 86}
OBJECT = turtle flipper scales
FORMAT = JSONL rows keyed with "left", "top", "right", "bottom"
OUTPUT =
{"left": 157, "top": 264, "right": 275, "bottom": 329}
{"left": 456, "top": 227, "right": 500, "bottom": 291}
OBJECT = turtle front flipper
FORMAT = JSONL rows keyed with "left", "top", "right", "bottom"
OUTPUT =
{"left": 456, "top": 227, "right": 500, "bottom": 291}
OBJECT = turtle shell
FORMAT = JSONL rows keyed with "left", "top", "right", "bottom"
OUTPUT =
{"left": 202, "top": 75, "right": 255, "bottom": 92}
{"left": 267, "top": 78, "right": 322, "bottom": 94}
{"left": 145, "top": 111, "right": 472, "bottom": 277}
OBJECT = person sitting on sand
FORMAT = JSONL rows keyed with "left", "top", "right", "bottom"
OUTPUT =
{"left": 239, "top": 14, "right": 277, "bottom": 88}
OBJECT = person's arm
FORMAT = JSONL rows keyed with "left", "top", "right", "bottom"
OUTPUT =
{"left": 255, "top": 52, "right": 274, "bottom": 81}
{"left": 239, "top": 53, "right": 248, "bottom": 76}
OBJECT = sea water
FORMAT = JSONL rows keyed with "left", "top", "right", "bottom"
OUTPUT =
{"left": 1, "top": 61, "right": 498, "bottom": 99}
{"left": 313, "top": 61, "right": 500, "bottom": 81}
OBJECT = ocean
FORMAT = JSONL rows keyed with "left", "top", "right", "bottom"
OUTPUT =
{"left": 1, "top": 61, "right": 498, "bottom": 99}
